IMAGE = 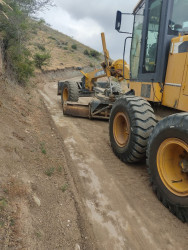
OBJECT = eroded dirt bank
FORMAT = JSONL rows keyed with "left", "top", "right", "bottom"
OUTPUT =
{"left": 40, "top": 77, "right": 188, "bottom": 250}
{"left": 0, "top": 79, "right": 95, "bottom": 249}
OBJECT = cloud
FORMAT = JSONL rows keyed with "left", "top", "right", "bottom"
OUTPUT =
{"left": 39, "top": 0, "right": 138, "bottom": 61}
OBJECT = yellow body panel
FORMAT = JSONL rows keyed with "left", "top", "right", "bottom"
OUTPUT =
{"left": 182, "top": 54, "right": 188, "bottom": 96}
{"left": 129, "top": 81, "right": 162, "bottom": 102}
{"left": 162, "top": 85, "right": 181, "bottom": 109}
{"left": 111, "top": 59, "right": 130, "bottom": 81}
{"left": 165, "top": 53, "right": 186, "bottom": 85}
{"left": 162, "top": 35, "right": 188, "bottom": 111}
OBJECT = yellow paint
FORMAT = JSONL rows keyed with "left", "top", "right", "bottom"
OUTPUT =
{"left": 165, "top": 53, "right": 186, "bottom": 84}
{"left": 157, "top": 138, "right": 188, "bottom": 197}
{"left": 80, "top": 32, "right": 130, "bottom": 91}
{"left": 111, "top": 59, "right": 130, "bottom": 81}
{"left": 129, "top": 81, "right": 162, "bottom": 102}
{"left": 162, "top": 35, "right": 188, "bottom": 111}
{"left": 182, "top": 55, "right": 188, "bottom": 96}
{"left": 113, "top": 112, "right": 130, "bottom": 147}
{"left": 80, "top": 68, "right": 106, "bottom": 91}
{"left": 63, "top": 87, "right": 68, "bottom": 102}
{"left": 162, "top": 85, "right": 181, "bottom": 109}
{"left": 101, "top": 32, "right": 111, "bottom": 78}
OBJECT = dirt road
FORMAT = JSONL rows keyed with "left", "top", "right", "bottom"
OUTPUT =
{"left": 40, "top": 79, "right": 188, "bottom": 250}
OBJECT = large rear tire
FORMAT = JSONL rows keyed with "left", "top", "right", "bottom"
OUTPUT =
{"left": 61, "top": 81, "right": 79, "bottom": 104}
{"left": 109, "top": 96, "right": 156, "bottom": 163}
{"left": 147, "top": 113, "right": 188, "bottom": 222}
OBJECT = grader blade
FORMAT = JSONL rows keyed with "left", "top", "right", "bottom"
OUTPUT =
{"left": 63, "top": 102, "right": 90, "bottom": 118}
{"left": 63, "top": 100, "right": 112, "bottom": 120}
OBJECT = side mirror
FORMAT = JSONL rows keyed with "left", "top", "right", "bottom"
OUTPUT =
{"left": 115, "top": 11, "right": 122, "bottom": 32}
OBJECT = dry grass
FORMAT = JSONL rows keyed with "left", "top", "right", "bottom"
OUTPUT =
{"left": 28, "top": 24, "right": 103, "bottom": 72}
{"left": 2, "top": 177, "right": 28, "bottom": 198}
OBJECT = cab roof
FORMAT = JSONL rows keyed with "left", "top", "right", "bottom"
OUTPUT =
{"left": 133, "top": 0, "right": 145, "bottom": 14}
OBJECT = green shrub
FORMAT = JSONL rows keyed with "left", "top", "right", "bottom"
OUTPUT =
{"left": 37, "top": 44, "right": 46, "bottom": 51}
{"left": 34, "top": 52, "right": 51, "bottom": 70}
{"left": 7, "top": 45, "right": 34, "bottom": 84}
{"left": 71, "top": 44, "right": 77, "bottom": 50}
{"left": 63, "top": 47, "right": 68, "bottom": 50}
{"left": 90, "top": 50, "right": 100, "bottom": 59}
{"left": 0, "top": 0, "right": 52, "bottom": 83}
{"left": 84, "top": 49, "right": 89, "bottom": 55}
{"left": 48, "top": 36, "right": 56, "bottom": 41}
{"left": 45, "top": 167, "right": 55, "bottom": 177}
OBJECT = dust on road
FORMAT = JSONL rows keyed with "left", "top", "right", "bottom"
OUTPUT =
{"left": 40, "top": 79, "right": 188, "bottom": 250}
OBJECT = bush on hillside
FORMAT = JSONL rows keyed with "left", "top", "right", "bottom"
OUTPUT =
{"left": 0, "top": 0, "right": 53, "bottom": 83}
{"left": 84, "top": 49, "right": 100, "bottom": 59}
{"left": 7, "top": 45, "right": 34, "bottom": 83}
{"left": 36, "top": 44, "right": 46, "bottom": 51}
{"left": 89, "top": 50, "right": 100, "bottom": 59}
{"left": 83, "top": 49, "right": 89, "bottom": 55}
{"left": 71, "top": 44, "right": 77, "bottom": 50}
{"left": 34, "top": 52, "right": 51, "bottom": 70}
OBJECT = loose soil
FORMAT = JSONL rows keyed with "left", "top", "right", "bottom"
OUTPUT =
{"left": 0, "top": 77, "right": 95, "bottom": 250}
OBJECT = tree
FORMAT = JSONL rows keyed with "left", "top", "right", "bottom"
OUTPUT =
{"left": 5, "top": 0, "right": 53, "bottom": 14}
{"left": 0, "top": 0, "right": 53, "bottom": 83}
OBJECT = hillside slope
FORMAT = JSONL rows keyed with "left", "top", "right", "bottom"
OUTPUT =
{"left": 0, "top": 77, "right": 96, "bottom": 249}
{"left": 0, "top": 24, "right": 106, "bottom": 249}
{"left": 29, "top": 23, "right": 104, "bottom": 71}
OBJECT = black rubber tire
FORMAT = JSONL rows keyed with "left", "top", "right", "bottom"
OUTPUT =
{"left": 109, "top": 96, "right": 156, "bottom": 163}
{"left": 61, "top": 81, "right": 79, "bottom": 104}
{"left": 147, "top": 113, "right": 188, "bottom": 222}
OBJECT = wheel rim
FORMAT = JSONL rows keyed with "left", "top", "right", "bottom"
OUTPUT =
{"left": 63, "top": 87, "right": 68, "bottom": 101}
{"left": 113, "top": 112, "right": 130, "bottom": 147}
{"left": 157, "top": 138, "right": 188, "bottom": 197}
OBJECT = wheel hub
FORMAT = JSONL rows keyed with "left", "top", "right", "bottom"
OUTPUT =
{"left": 157, "top": 138, "right": 188, "bottom": 197}
{"left": 113, "top": 112, "right": 130, "bottom": 147}
{"left": 63, "top": 87, "right": 69, "bottom": 101}
{"left": 180, "top": 158, "right": 188, "bottom": 173}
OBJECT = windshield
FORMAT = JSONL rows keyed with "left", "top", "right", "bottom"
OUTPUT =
{"left": 169, "top": 0, "right": 188, "bottom": 33}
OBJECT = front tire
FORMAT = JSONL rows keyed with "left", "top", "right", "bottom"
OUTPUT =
{"left": 61, "top": 81, "right": 79, "bottom": 104}
{"left": 109, "top": 96, "right": 156, "bottom": 163}
{"left": 147, "top": 113, "right": 188, "bottom": 222}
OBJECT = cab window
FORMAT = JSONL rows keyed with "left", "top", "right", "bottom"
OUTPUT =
{"left": 143, "top": 0, "right": 162, "bottom": 73}
{"left": 130, "top": 2, "right": 145, "bottom": 79}
{"left": 169, "top": 0, "right": 188, "bottom": 34}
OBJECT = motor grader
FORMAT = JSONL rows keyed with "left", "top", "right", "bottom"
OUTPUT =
{"left": 57, "top": 33, "right": 129, "bottom": 119}
{"left": 58, "top": 0, "right": 188, "bottom": 222}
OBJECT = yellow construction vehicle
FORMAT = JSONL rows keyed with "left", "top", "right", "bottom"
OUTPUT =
{"left": 110, "top": 0, "right": 188, "bottom": 222}
{"left": 57, "top": 0, "right": 188, "bottom": 222}
{"left": 57, "top": 33, "right": 129, "bottom": 104}
{"left": 57, "top": 33, "right": 129, "bottom": 119}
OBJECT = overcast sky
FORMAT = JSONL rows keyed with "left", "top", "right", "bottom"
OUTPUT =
{"left": 38, "top": 0, "right": 138, "bottom": 61}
